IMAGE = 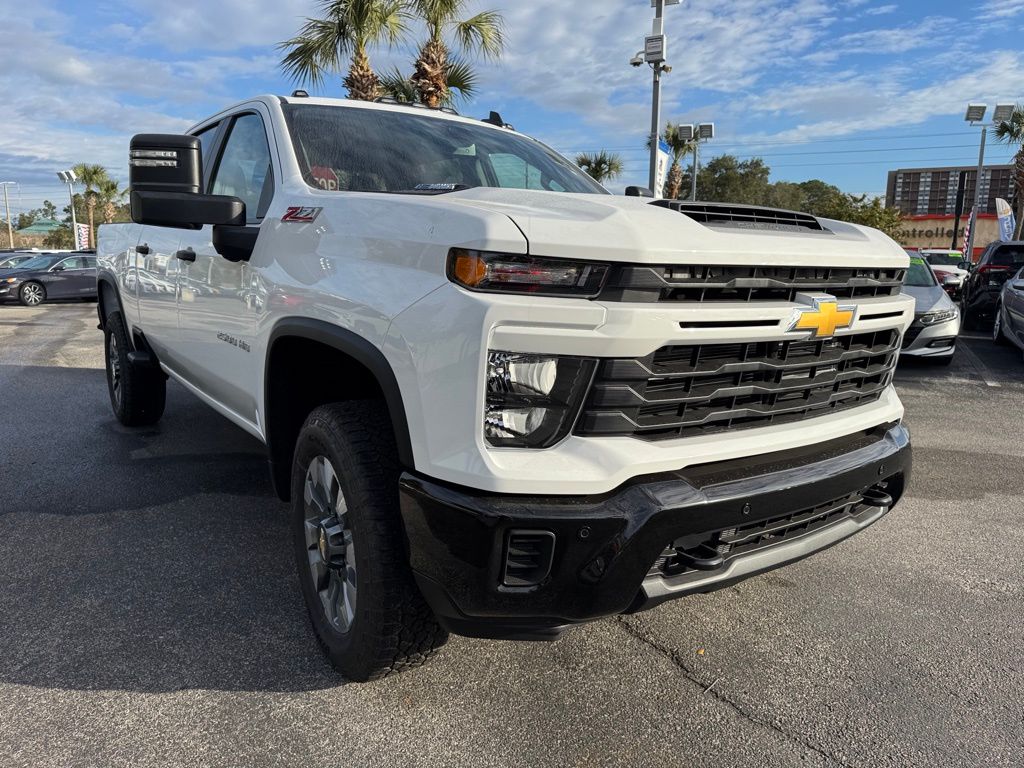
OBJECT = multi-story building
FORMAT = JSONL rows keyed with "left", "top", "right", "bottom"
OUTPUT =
{"left": 886, "top": 165, "right": 1016, "bottom": 216}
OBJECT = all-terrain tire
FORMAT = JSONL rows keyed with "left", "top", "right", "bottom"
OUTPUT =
{"left": 104, "top": 310, "right": 166, "bottom": 426}
{"left": 291, "top": 401, "right": 447, "bottom": 682}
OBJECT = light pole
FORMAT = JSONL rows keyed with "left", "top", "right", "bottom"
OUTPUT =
{"left": 57, "top": 169, "right": 79, "bottom": 248}
{"left": 963, "top": 103, "right": 1014, "bottom": 261}
{"left": 0, "top": 182, "right": 15, "bottom": 249}
{"left": 636, "top": 0, "right": 680, "bottom": 195}
{"left": 690, "top": 123, "right": 715, "bottom": 201}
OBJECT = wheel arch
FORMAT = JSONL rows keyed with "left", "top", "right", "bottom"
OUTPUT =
{"left": 264, "top": 318, "right": 415, "bottom": 502}
{"left": 96, "top": 270, "right": 124, "bottom": 330}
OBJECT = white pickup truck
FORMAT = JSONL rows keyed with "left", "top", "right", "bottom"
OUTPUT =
{"left": 97, "top": 94, "right": 913, "bottom": 681}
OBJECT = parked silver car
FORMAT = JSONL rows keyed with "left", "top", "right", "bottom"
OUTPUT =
{"left": 901, "top": 254, "right": 960, "bottom": 365}
{"left": 993, "top": 266, "right": 1024, "bottom": 359}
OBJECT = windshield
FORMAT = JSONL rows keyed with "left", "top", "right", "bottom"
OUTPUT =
{"left": 283, "top": 104, "right": 607, "bottom": 195}
{"left": 990, "top": 245, "right": 1024, "bottom": 267}
{"left": 906, "top": 256, "right": 937, "bottom": 287}
{"left": 924, "top": 253, "right": 962, "bottom": 267}
{"left": 13, "top": 256, "right": 56, "bottom": 271}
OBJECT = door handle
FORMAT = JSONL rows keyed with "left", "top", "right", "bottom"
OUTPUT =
{"left": 175, "top": 248, "right": 196, "bottom": 262}
{"left": 136, "top": 243, "right": 151, "bottom": 255}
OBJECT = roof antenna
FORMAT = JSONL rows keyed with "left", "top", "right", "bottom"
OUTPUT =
{"left": 482, "top": 110, "right": 513, "bottom": 130}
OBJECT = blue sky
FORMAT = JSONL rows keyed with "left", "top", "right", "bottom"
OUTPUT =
{"left": 1, "top": 0, "right": 1022, "bottom": 216}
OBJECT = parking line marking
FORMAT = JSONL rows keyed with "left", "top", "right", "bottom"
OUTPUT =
{"left": 956, "top": 342, "right": 1002, "bottom": 388}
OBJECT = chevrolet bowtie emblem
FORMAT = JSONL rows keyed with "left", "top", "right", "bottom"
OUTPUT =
{"left": 787, "top": 293, "right": 856, "bottom": 339}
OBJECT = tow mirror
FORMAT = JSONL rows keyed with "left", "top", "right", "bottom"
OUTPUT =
{"left": 625, "top": 186, "right": 655, "bottom": 198}
{"left": 129, "top": 134, "right": 245, "bottom": 230}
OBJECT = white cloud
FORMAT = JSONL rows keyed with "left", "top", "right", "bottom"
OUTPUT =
{"left": 979, "top": 0, "right": 1024, "bottom": 19}
{"left": 865, "top": 4, "right": 898, "bottom": 15}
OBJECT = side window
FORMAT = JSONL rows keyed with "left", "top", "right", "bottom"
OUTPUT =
{"left": 194, "top": 123, "right": 220, "bottom": 181}
{"left": 210, "top": 113, "right": 273, "bottom": 223}
{"left": 55, "top": 257, "right": 85, "bottom": 270}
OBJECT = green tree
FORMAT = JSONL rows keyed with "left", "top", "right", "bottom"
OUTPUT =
{"left": 690, "top": 155, "right": 772, "bottom": 205}
{"left": 43, "top": 226, "right": 73, "bottom": 249}
{"left": 647, "top": 122, "right": 697, "bottom": 199}
{"left": 279, "top": 0, "right": 408, "bottom": 101}
{"left": 574, "top": 150, "right": 624, "bottom": 184}
{"left": 993, "top": 103, "right": 1024, "bottom": 239}
{"left": 41, "top": 200, "right": 58, "bottom": 220}
{"left": 72, "top": 163, "right": 110, "bottom": 249}
{"left": 407, "top": 0, "right": 503, "bottom": 108}
{"left": 16, "top": 209, "right": 39, "bottom": 230}
{"left": 379, "top": 56, "right": 477, "bottom": 106}
{"left": 98, "top": 179, "right": 126, "bottom": 224}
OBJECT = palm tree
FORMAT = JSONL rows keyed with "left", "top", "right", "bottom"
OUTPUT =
{"left": 99, "top": 179, "right": 126, "bottom": 224}
{"left": 993, "top": 104, "right": 1024, "bottom": 239}
{"left": 72, "top": 163, "right": 110, "bottom": 249}
{"left": 662, "top": 123, "right": 698, "bottom": 200}
{"left": 379, "top": 57, "right": 478, "bottom": 106}
{"left": 279, "top": 0, "right": 408, "bottom": 101}
{"left": 407, "top": 0, "right": 503, "bottom": 108}
{"left": 575, "top": 151, "right": 624, "bottom": 184}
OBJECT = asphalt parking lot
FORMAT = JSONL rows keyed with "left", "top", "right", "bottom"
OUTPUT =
{"left": 1, "top": 303, "right": 1022, "bottom": 768}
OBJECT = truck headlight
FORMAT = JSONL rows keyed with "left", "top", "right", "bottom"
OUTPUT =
{"left": 448, "top": 249, "right": 609, "bottom": 298}
{"left": 919, "top": 308, "right": 959, "bottom": 325}
{"left": 485, "top": 352, "right": 596, "bottom": 448}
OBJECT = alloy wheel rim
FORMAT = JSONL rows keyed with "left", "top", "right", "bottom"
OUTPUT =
{"left": 303, "top": 455, "right": 356, "bottom": 634}
{"left": 108, "top": 333, "right": 122, "bottom": 406}
{"left": 23, "top": 285, "right": 41, "bottom": 305}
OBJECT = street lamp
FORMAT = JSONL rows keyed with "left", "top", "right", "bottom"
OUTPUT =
{"left": 690, "top": 123, "right": 714, "bottom": 201}
{"left": 0, "top": 182, "right": 16, "bottom": 249}
{"left": 636, "top": 0, "right": 681, "bottom": 195}
{"left": 963, "top": 102, "right": 1015, "bottom": 260}
{"left": 57, "top": 169, "right": 79, "bottom": 248}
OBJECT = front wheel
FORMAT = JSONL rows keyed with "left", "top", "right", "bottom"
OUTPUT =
{"left": 19, "top": 282, "right": 45, "bottom": 307}
{"left": 291, "top": 401, "right": 447, "bottom": 682}
{"left": 104, "top": 310, "right": 166, "bottom": 426}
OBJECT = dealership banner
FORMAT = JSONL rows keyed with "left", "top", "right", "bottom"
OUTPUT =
{"left": 75, "top": 223, "right": 90, "bottom": 250}
{"left": 655, "top": 139, "right": 671, "bottom": 198}
{"left": 996, "top": 198, "right": 1016, "bottom": 242}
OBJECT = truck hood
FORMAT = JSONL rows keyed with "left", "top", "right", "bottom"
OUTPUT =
{"left": 441, "top": 188, "right": 908, "bottom": 268}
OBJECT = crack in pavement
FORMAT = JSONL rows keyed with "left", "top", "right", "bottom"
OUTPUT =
{"left": 615, "top": 615, "right": 857, "bottom": 768}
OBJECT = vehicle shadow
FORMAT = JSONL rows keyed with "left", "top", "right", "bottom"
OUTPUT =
{"left": 0, "top": 364, "right": 347, "bottom": 693}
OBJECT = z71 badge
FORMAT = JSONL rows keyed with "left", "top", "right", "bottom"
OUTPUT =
{"left": 281, "top": 206, "right": 323, "bottom": 223}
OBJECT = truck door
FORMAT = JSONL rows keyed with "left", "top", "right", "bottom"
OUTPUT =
{"left": 175, "top": 110, "right": 275, "bottom": 427}
{"left": 133, "top": 122, "right": 221, "bottom": 371}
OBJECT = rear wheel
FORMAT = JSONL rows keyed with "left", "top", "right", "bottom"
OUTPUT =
{"left": 19, "top": 282, "right": 45, "bottom": 307}
{"left": 104, "top": 310, "right": 166, "bottom": 426}
{"left": 993, "top": 306, "right": 1011, "bottom": 346}
{"left": 291, "top": 401, "right": 447, "bottom": 682}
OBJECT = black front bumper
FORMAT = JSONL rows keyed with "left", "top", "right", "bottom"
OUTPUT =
{"left": 399, "top": 422, "right": 911, "bottom": 641}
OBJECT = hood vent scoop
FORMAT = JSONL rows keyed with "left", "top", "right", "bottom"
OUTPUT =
{"left": 651, "top": 201, "right": 826, "bottom": 233}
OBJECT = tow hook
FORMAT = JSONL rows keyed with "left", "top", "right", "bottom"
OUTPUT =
{"left": 862, "top": 485, "right": 894, "bottom": 509}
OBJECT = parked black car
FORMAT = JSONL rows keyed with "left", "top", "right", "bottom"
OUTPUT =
{"left": 960, "top": 241, "right": 1024, "bottom": 329}
{"left": 0, "top": 253, "right": 98, "bottom": 306}
{"left": 0, "top": 253, "right": 39, "bottom": 270}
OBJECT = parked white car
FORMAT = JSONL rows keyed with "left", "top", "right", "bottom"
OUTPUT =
{"left": 96, "top": 94, "right": 914, "bottom": 681}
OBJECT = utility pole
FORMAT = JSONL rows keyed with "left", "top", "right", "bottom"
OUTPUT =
{"left": 950, "top": 170, "right": 967, "bottom": 251}
{"left": 1, "top": 183, "right": 14, "bottom": 249}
